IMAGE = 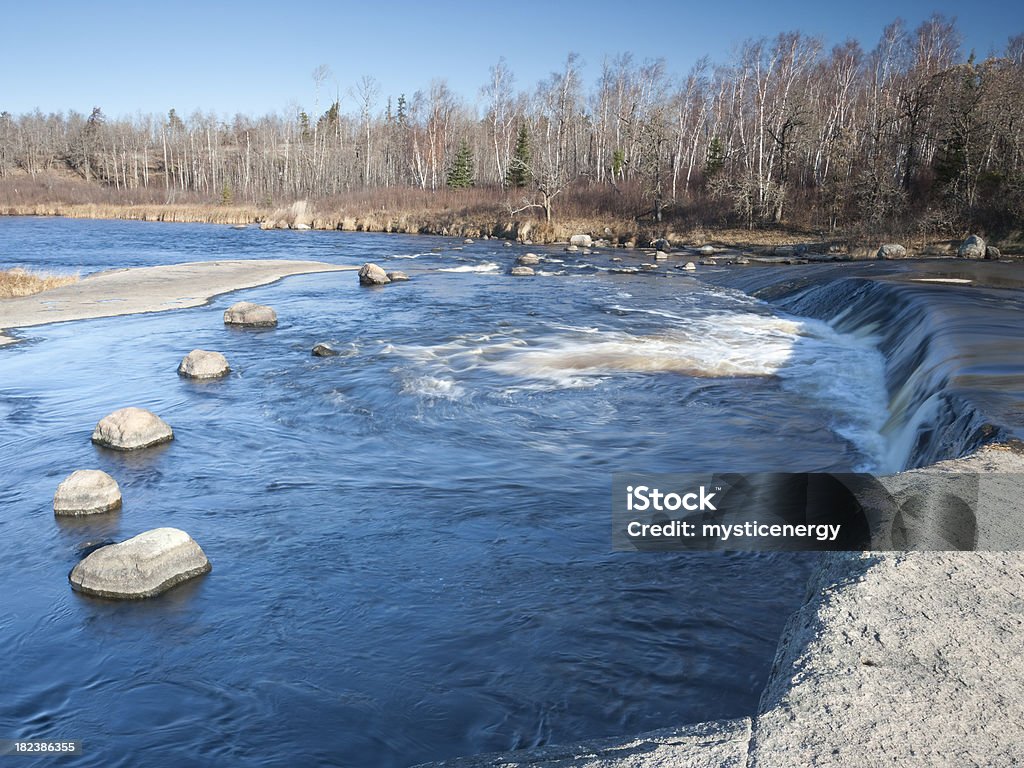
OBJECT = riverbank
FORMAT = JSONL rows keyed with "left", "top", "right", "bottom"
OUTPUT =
{"left": 0, "top": 259, "right": 356, "bottom": 345}
{"left": 418, "top": 446, "right": 1024, "bottom": 767}
{"left": 6, "top": 198, "right": 1021, "bottom": 257}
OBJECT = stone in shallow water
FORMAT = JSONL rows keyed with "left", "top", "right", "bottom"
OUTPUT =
{"left": 69, "top": 527, "right": 211, "bottom": 599}
{"left": 517, "top": 253, "right": 541, "bottom": 266}
{"left": 91, "top": 407, "right": 173, "bottom": 451}
{"left": 359, "top": 263, "right": 390, "bottom": 286}
{"left": 312, "top": 343, "right": 340, "bottom": 357}
{"left": 178, "top": 349, "right": 230, "bottom": 379}
{"left": 53, "top": 470, "right": 122, "bottom": 516}
{"left": 958, "top": 234, "right": 986, "bottom": 260}
{"left": 510, "top": 266, "right": 535, "bottom": 276}
{"left": 386, "top": 270, "right": 410, "bottom": 282}
{"left": 683, "top": 261, "right": 697, "bottom": 271}
{"left": 223, "top": 301, "right": 277, "bottom": 327}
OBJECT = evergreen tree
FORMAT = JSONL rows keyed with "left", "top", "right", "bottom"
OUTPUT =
{"left": 704, "top": 137, "right": 725, "bottom": 179}
{"left": 506, "top": 124, "right": 532, "bottom": 188}
{"left": 446, "top": 138, "right": 475, "bottom": 188}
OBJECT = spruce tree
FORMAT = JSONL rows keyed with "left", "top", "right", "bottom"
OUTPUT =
{"left": 506, "top": 124, "right": 532, "bottom": 188}
{"left": 446, "top": 139, "right": 475, "bottom": 188}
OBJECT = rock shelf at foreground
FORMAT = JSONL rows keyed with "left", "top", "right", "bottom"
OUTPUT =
{"left": 419, "top": 444, "right": 1024, "bottom": 767}
{"left": 0, "top": 259, "right": 357, "bottom": 345}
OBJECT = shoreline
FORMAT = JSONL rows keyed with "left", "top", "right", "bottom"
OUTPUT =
{"left": 4, "top": 203, "right": 1017, "bottom": 257}
{"left": 0, "top": 260, "right": 357, "bottom": 345}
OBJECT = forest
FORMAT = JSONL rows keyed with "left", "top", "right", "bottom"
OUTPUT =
{"left": 1, "top": 15, "right": 1022, "bottom": 241}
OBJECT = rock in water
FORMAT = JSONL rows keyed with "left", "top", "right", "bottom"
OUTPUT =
{"left": 53, "top": 470, "right": 122, "bottom": 516}
{"left": 517, "top": 253, "right": 541, "bottom": 266}
{"left": 654, "top": 250, "right": 668, "bottom": 260}
{"left": 223, "top": 301, "right": 277, "bottom": 327}
{"left": 986, "top": 246, "right": 1002, "bottom": 260}
{"left": 652, "top": 238, "right": 671, "bottom": 251}
{"left": 683, "top": 262, "right": 697, "bottom": 271}
{"left": 69, "top": 528, "right": 211, "bottom": 599}
{"left": 178, "top": 349, "right": 230, "bottom": 379}
{"left": 386, "top": 270, "right": 410, "bottom": 282}
{"left": 958, "top": 234, "right": 987, "bottom": 259}
{"left": 877, "top": 244, "right": 908, "bottom": 260}
{"left": 510, "top": 266, "right": 536, "bottom": 276}
{"left": 91, "top": 408, "right": 173, "bottom": 451}
{"left": 312, "top": 343, "right": 340, "bottom": 357}
{"left": 358, "top": 263, "right": 390, "bottom": 286}
{"left": 699, "top": 245, "right": 716, "bottom": 255}
{"left": 569, "top": 234, "right": 592, "bottom": 247}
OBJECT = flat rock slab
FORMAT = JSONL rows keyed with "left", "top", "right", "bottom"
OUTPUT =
{"left": 69, "top": 527, "right": 211, "bottom": 599}
{"left": 223, "top": 301, "right": 277, "bottom": 327}
{"left": 414, "top": 718, "right": 751, "bottom": 767}
{"left": 92, "top": 407, "right": 173, "bottom": 450}
{"left": 178, "top": 349, "right": 230, "bottom": 378}
{"left": 0, "top": 260, "right": 355, "bottom": 345}
{"left": 53, "top": 470, "right": 122, "bottom": 515}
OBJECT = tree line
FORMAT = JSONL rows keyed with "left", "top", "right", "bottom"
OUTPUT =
{"left": 1, "top": 14, "right": 1022, "bottom": 235}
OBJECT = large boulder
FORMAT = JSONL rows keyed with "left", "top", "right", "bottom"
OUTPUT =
{"left": 517, "top": 253, "right": 541, "bottom": 266}
{"left": 178, "top": 349, "right": 230, "bottom": 379}
{"left": 569, "top": 234, "right": 592, "bottom": 248}
{"left": 223, "top": 301, "right": 277, "bottom": 327}
{"left": 53, "top": 470, "right": 122, "bottom": 516}
{"left": 652, "top": 238, "right": 671, "bottom": 251}
{"left": 510, "top": 266, "right": 536, "bottom": 276}
{"left": 386, "top": 270, "right": 410, "bottom": 282}
{"left": 958, "top": 234, "right": 987, "bottom": 259}
{"left": 877, "top": 244, "right": 908, "bottom": 260}
{"left": 91, "top": 407, "right": 173, "bottom": 451}
{"left": 358, "top": 262, "right": 390, "bottom": 286}
{"left": 986, "top": 246, "right": 1002, "bottom": 260}
{"left": 69, "top": 528, "right": 211, "bottom": 599}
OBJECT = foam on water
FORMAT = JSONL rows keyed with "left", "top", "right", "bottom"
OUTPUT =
{"left": 438, "top": 262, "right": 501, "bottom": 273}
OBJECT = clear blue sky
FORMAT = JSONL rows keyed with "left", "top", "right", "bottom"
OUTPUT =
{"left": 2, "top": 0, "right": 1021, "bottom": 119}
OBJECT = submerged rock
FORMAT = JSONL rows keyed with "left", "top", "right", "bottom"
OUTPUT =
{"left": 223, "top": 301, "right": 277, "bottom": 327}
{"left": 463, "top": 238, "right": 474, "bottom": 244}
{"left": 91, "top": 408, "right": 173, "bottom": 451}
{"left": 565, "top": 244, "right": 580, "bottom": 253}
{"left": 358, "top": 262, "right": 390, "bottom": 286}
{"left": 958, "top": 234, "right": 987, "bottom": 259}
{"left": 510, "top": 266, "right": 536, "bottom": 276}
{"left": 517, "top": 253, "right": 541, "bottom": 266}
{"left": 178, "top": 349, "right": 230, "bottom": 379}
{"left": 877, "top": 244, "right": 908, "bottom": 260}
{"left": 69, "top": 527, "right": 211, "bottom": 599}
{"left": 54, "top": 470, "right": 122, "bottom": 516}
{"left": 312, "top": 343, "right": 340, "bottom": 357}
{"left": 386, "top": 270, "right": 410, "bottom": 282}
{"left": 570, "top": 234, "right": 592, "bottom": 247}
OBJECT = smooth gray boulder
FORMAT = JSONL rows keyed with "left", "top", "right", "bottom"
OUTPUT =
{"left": 312, "top": 343, "right": 340, "bottom": 357}
{"left": 698, "top": 244, "right": 716, "bottom": 255}
{"left": 652, "top": 237, "right": 671, "bottom": 251}
{"left": 53, "top": 470, "right": 122, "bottom": 516}
{"left": 178, "top": 349, "right": 230, "bottom": 379}
{"left": 463, "top": 238, "right": 474, "bottom": 244}
{"left": 654, "top": 250, "right": 668, "bottom": 260}
{"left": 386, "top": 270, "right": 410, "bottom": 282}
{"left": 358, "top": 262, "right": 390, "bottom": 286}
{"left": 69, "top": 527, "right": 211, "bottom": 599}
{"left": 510, "top": 266, "right": 535, "bottom": 276}
{"left": 958, "top": 234, "right": 986, "bottom": 259}
{"left": 223, "top": 301, "right": 277, "bottom": 327}
{"left": 683, "top": 261, "right": 697, "bottom": 271}
{"left": 877, "top": 243, "right": 908, "bottom": 260}
{"left": 91, "top": 407, "right": 173, "bottom": 451}
{"left": 517, "top": 253, "right": 541, "bottom": 266}
{"left": 569, "top": 234, "right": 592, "bottom": 247}
{"left": 564, "top": 244, "right": 580, "bottom": 253}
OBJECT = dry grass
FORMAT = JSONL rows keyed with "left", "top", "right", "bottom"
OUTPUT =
{"left": 0, "top": 268, "right": 79, "bottom": 298}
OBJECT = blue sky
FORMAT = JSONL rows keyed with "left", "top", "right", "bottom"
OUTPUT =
{"left": 2, "top": 0, "right": 1022, "bottom": 119}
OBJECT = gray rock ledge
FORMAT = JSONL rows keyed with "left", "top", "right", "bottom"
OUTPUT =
{"left": 53, "top": 470, "right": 122, "bottom": 516}
{"left": 69, "top": 527, "right": 211, "bottom": 599}
{"left": 91, "top": 407, "right": 173, "bottom": 451}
